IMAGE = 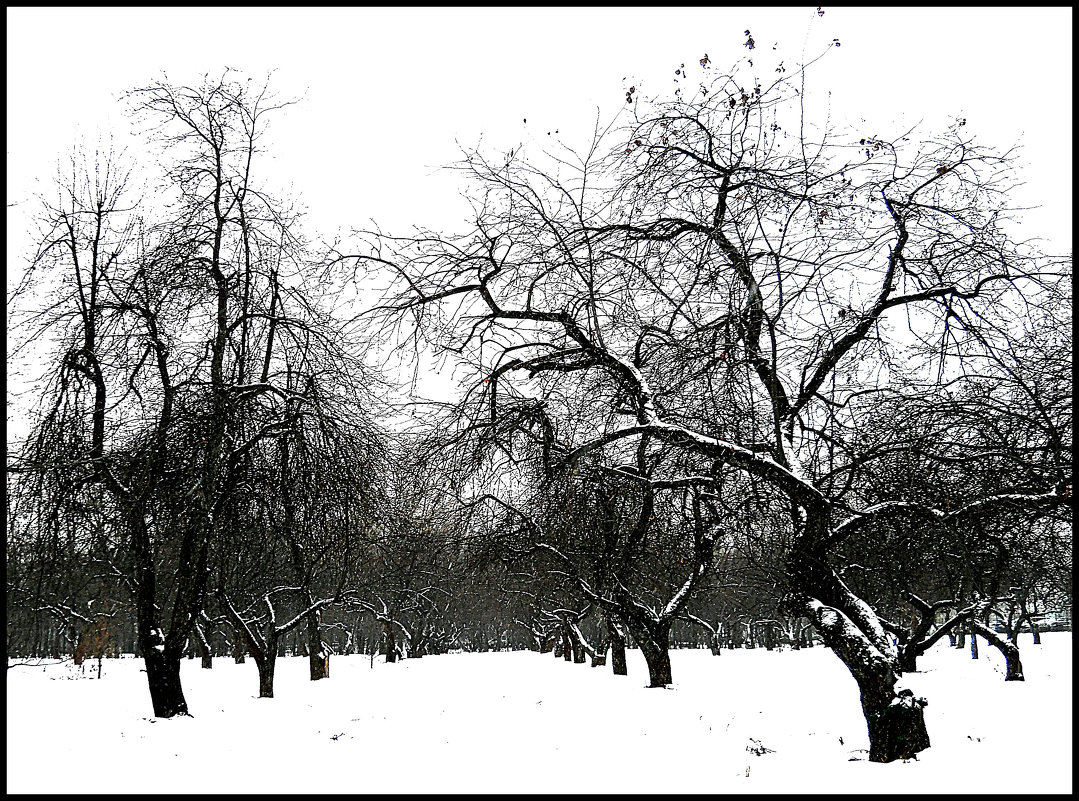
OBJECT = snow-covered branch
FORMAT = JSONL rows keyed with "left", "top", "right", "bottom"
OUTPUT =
{"left": 826, "top": 485, "right": 1070, "bottom": 547}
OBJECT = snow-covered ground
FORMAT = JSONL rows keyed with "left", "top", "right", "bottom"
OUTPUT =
{"left": 7, "top": 632, "right": 1071, "bottom": 793}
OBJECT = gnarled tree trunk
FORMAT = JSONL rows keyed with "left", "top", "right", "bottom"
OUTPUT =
{"left": 970, "top": 620, "right": 1023, "bottom": 680}
{"left": 565, "top": 615, "right": 606, "bottom": 667}
{"left": 623, "top": 618, "right": 672, "bottom": 687}
{"left": 790, "top": 522, "right": 931, "bottom": 764}
{"left": 805, "top": 599, "right": 929, "bottom": 762}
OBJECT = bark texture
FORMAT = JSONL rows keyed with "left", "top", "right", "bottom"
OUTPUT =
{"left": 625, "top": 620, "right": 672, "bottom": 687}
{"left": 143, "top": 648, "right": 190, "bottom": 717}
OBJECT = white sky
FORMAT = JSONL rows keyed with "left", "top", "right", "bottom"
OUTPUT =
{"left": 5, "top": 5, "right": 1073, "bottom": 425}
{"left": 7, "top": 7, "right": 1072, "bottom": 251}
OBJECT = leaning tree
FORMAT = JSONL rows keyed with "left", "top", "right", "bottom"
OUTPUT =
{"left": 340, "top": 39, "right": 1071, "bottom": 761}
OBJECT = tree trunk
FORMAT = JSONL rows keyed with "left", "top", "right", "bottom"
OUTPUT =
{"left": 307, "top": 612, "right": 329, "bottom": 680}
{"left": 143, "top": 647, "right": 190, "bottom": 718}
{"left": 409, "top": 623, "right": 427, "bottom": 658}
{"left": 567, "top": 617, "right": 606, "bottom": 667}
{"left": 626, "top": 620, "right": 672, "bottom": 687}
{"left": 709, "top": 631, "right": 722, "bottom": 656}
{"left": 1032, "top": 623, "right": 1041, "bottom": 645}
{"left": 233, "top": 641, "right": 246, "bottom": 664}
{"left": 256, "top": 653, "right": 277, "bottom": 698}
{"left": 561, "top": 629, "right": 573, "bottom": 662}
{"left": 820, "top": 624, "right": 929, "bottom": 763}
{"left": 864, "top": 685, "right": 931, "bottom": 763}
{"left": 350, "top": 619, "right": 361, "bottom": 655}
{"left": 955, "top": 629, "right": 966, "bottom": 648}
{"left": 970, "top": 629, "right": 979, "bottom": 659}
{"left": 571, "top": 632, "right": 586, "bottom": 664}
{"left": 606, "top": 617, "right": 628, "bottom": 676}
{"left": 790, "top": 535, "right": 931, "bottom": 764}
{"left": 195, "top": 624, "right": 212, "bottom": 669}
{"left": 970, "top": 621, "right": 1024, "bottom": 681}
{"left": 383, "top": 621, "right": 397, "bottom": 664}
{"left": 898, "top": 646, "right": 918, "bottom": 674}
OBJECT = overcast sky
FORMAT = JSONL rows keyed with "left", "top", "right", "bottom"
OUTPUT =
{"left": 5, "top": 6, "right": 1073, "bottom": 428}
{"left": 8, "top": 7, "right": 1072, "bottom": 251}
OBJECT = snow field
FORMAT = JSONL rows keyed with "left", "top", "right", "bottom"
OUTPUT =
{"left": 6, "top": 632, "right": 1071, "bottom": 793}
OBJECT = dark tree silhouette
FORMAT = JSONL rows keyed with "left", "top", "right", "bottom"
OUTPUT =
{"left": 341, "top": 41, "right": 1071, "bottom": 760}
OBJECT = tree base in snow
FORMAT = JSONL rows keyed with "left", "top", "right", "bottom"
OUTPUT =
{"left": 868, "top": 690, "right": 930, "bottom": 763}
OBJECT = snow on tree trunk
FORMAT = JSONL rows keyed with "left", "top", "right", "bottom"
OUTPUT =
{"left": 566, "top": 618, "right": 606, "bottom": 667}
{"left": 607, "top": 619, "right": 628, "bottom": 677}
{"left": 591, "top": 626, "right": 609, "bottom": 667}
{"left": 560, "top": 628, "right": 573, "bottom": 662}
{"left": 805, "top": 600, "right": 929, "bottom": 763}
{"left": 307, "top": 612, "right": 328, "bottom": 681}
{"left": 624, "top": 620, "right": 672, "bottom": 687}
{"left": 194, "top": 624, "right": 212, "bottom": 670}
{"left": 143, "top": 647, "right": 190, "bottom": 717}
{"left": 571, "top": 635, "right": 585, "bottom": 664}
{"left": 970, "top": 620, "right": 1024, "bottom": 680}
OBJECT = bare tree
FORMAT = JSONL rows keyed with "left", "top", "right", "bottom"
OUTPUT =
{"left": 341, "top": 42, "right": 1071, "bottom": 760}
{"left": 7, "top": 72, "right": 380, "bottom": 717}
